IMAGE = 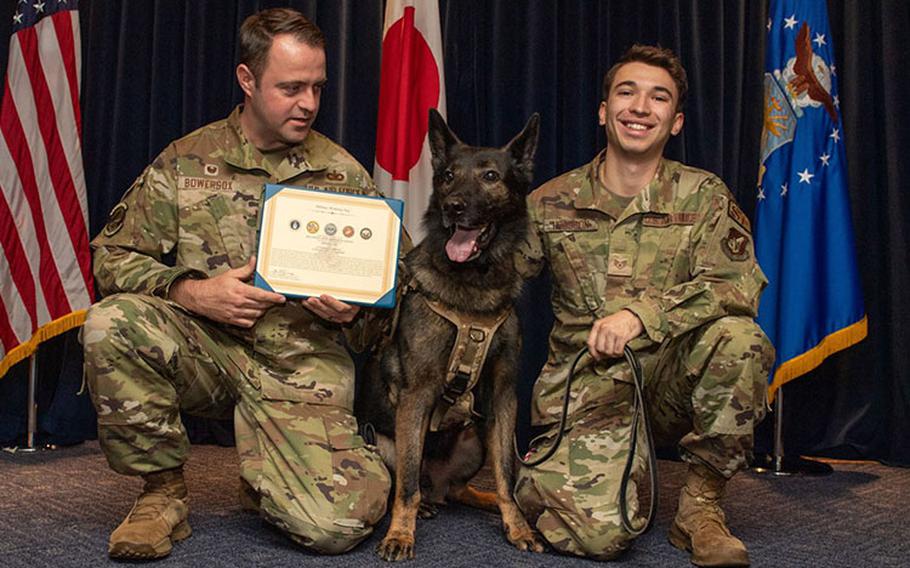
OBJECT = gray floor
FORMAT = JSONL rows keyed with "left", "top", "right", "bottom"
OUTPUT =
{"left": 1, "top": 441, "right": 907, "bottom": 567}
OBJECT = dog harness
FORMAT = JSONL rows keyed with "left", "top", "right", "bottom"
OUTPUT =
{"left": 421, "top": 296, "right": 512, "bottom": 432}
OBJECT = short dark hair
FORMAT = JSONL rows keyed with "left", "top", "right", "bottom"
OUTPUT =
{"left": 239, "top": 8, "right": 325, "bottom": 81}
{"left": 602, "top": 44, "right": 688, "bottom": 112}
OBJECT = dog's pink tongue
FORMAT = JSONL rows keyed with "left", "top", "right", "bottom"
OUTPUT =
{"left": 446, "top": 228, "right": 481, "bottom": 263}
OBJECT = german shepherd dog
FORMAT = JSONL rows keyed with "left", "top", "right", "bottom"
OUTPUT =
{"left": 356, "top": 109, "right": 543, "bottom": 561}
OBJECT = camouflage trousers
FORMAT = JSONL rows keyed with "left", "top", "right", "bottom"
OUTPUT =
{"left": 514, "top": 316, "right": 773, "bottom": 560}
{"left": 81, "top": 294, "right": 390, "bottom": 554}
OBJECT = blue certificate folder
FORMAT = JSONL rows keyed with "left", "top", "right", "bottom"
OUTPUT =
{"left": 254, "top": 184, "right": 404, "bottom": 308}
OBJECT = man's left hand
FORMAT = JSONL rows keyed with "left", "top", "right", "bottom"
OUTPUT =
{"left": 586, "top": 309, "right": 644, "bottom": 359}
{"left": 304, "top": 294, "right": 361, "bottom": 325}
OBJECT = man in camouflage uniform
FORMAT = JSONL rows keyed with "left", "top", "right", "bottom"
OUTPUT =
{"left": 82, "top": 8, "right": 390, "bottom": 560}
{"left": 513, "top": 45, "right": 774, "bottom": 566}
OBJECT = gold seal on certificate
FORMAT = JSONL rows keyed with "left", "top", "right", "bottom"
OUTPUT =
{"left": 254, "top": 184, "right": 404, "bottom": 307}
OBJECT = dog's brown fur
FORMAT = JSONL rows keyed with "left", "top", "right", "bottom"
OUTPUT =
{"left": 356, "top": 109, "right": 543, "bottom": 561}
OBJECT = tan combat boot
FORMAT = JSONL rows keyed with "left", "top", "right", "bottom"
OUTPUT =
{"left": 108, "top": 467, "right": 191, "bottom": 560}
{"left": 668, "top": 463, "right": 750, "bottom": 567}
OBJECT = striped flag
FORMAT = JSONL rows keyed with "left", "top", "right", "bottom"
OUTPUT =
{"left": 0, "top": 0, "right": 92, "bottom": 379}
{"left": 374, "top": 0, "right": 446, "bottom": 243}
{"left": 755, "top": 0, "right": 866, "bottom": 400}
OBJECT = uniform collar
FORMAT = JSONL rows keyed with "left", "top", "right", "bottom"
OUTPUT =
{"left": 222, "top": 105, "right": 329, "bottom": 181}
{"left": 574, "top": 150, "right": 679, "bottom": 219}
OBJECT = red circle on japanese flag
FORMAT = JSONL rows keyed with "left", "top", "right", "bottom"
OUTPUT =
{"left": 376, "top": 6, "right": 440, "bottom": 181}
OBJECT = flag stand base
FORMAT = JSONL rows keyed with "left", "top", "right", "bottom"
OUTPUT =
{"left": 749, "top": 388, "right": 834, "bottom": 477}
{"left": 11, "top": 355, "right": 43, "bottom": 454}
{"left": 750, "top": 453, "right": 833, "bottom": 476}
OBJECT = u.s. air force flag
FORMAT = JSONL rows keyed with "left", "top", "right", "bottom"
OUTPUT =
{"left": 755, "top": 0, "right": 867, "bottom": 400}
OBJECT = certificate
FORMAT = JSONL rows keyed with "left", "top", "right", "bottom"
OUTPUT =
{"left": 254, "top": 184, "right": 403, "bottom": 308}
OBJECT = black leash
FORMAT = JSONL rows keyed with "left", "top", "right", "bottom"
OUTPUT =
{"left": 516, "top": 345, "right": 658, "bottom": 536}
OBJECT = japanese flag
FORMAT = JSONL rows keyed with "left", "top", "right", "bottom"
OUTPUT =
{"left": 374, "top": 0, "right": 446, "bottom": 243}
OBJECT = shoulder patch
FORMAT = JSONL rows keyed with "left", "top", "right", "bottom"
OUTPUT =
{"left": 728, "top": 200, "right": 751, "bottom": 232}
{"left": 721, "top": 227, "right": 750, "bottom": 261}
{"left": 102, "top": 202, "right": 128, "bottom": 237}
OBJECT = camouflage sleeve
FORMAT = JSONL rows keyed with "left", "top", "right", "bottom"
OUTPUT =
{"left": 625, "top": 181, "right": 767, "bottom": 344}
{"left": 514, "top": 194, "right": 546, "bottom": 279}
{"left": 91, "top": 147, "right": 204, "bottom": 298}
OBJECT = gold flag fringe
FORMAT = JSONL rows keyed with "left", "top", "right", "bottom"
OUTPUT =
{"left": 767, "top": 315, "right": 868, "bottom": 402}
{"left": 0, "top": 310, "right": 86, "bottom": 379}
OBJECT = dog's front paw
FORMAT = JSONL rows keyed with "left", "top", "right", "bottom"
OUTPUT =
{"left": 377, "top": 532, "right": 416, "bottom": 562}
{"left": 505, "top": 525, "right": 545, "bottom": 554}
{"left": 418, "top": 501, "right": 440, "bottom": 519}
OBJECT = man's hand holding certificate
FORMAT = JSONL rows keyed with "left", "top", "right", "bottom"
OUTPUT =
{"left": 254, "top": 185, "right": 404, "bottom": 308}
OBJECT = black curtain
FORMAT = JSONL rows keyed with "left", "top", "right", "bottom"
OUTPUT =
{"left": 1, "top": 1, "right": 907, "bottom": 465}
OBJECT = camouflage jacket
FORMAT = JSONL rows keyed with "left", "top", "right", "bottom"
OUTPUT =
{"left": 518, "top": 151, "right": 767, "bottom": 424}
{"left": 91, "top": 106, "right": 381, "bottom": 410}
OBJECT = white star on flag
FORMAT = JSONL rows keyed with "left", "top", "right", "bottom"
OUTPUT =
{"left": 33, "top": 1, "right": 46, "bottom": 13}
{"left": 831, "top": 64, "right": 836, "bottom": 75}
{"left": 833, "top": 95, "right": 840, "bottom": 108}
{"left": 813, "top": 33, "right": 826, "bottom": 47}
{"left": 820, "top": 153, "right": 831, "bottom": 166}
{"left": 784, "top": 15, "right": 798, "bottom": 29}
{"left": 13, "top": 12, "right": 23, "bottom": 24}
{"left": 798, "top": 169, "right": 815, "bottom": 184}
{"left": 758, "top": 187, "right": 766, "bottom": 200}
{"left": 830, "top": 128, "right": 840, "bottom": 143}
{"left": 767, "top": 18, "right": 772, "bottom": 32}
{"left": 781, "top": 182, "right": 789, "bottom": 196}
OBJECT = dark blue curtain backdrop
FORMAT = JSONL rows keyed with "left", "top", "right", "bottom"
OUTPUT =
{"left": 1, "top": 1, "right": 907, "bottom": 465}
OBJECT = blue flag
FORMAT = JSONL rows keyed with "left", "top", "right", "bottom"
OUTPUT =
{"left": 755, "top": 0, "right": 867, "bottom": 400}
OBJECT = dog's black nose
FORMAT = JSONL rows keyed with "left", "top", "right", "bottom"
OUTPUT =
{"left": 443, "top": 199, "right": 466, "bottom": 219}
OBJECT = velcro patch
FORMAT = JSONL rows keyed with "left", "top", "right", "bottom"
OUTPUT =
{"left": 607, "top": 253, "right": 633, "bottom": 276}
{"left": 728, "top": 200, "right": 751, "bottom": 232}
{"left": 102, "top": 202, "right": 128, "bottom": 237}
{"left": 721, "top": 227, "right": 750, "bottom": 261}
{"left": 325, "top": 170, "right": 347, "bottom": 183}
{"left": 642, "top": 212, "right": 700, "bottom": 227}
{"left": 177, "top": 176, "right": 234, "bottom": 191}
{"left": 542, "top": 218, "right": 598, "bottom": 232}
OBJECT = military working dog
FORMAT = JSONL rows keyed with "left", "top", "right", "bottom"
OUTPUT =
{"left": 356, "top": 109, "right": 543, "bottom": 561}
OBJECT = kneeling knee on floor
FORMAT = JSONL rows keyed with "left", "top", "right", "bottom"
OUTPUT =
{"left": 537, "top": 508, "right": 633, "bottom": 560}
{"left": 285, "top": 518, "right": 373, "bottom": 555}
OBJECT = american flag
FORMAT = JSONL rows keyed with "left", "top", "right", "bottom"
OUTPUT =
{"left": 0, "top": 0, "right": 92, "bottom": 378}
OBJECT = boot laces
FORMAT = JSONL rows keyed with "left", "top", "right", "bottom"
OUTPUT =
{"left": 691, "top": 497, "right": 731, "bottom": 535}
{"left": 128, "top": 492, "right": 175, "bottom": 523}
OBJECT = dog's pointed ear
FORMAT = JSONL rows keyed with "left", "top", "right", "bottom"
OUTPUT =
{"left": 505, "top": 113, "right": 541, "bottom": 183}
{"left": 427, "top": 108, "right": 461, "bottom": 173}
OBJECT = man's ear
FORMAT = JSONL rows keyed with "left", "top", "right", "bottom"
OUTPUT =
{"left": 671, "top": 112, "right": 685, "bottom": 136}
{"left": 236, "top": 64, "right": 256, "bottom": 98}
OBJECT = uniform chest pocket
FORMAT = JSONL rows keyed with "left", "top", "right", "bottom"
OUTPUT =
{"left": 544, "top": 226, "right": 604, "bottom": 315}
{"left": 612, "top": 217, "right": 694, "bottom": 293}
{"left": 179, "top": 190, "right": 259, "bottom": 270}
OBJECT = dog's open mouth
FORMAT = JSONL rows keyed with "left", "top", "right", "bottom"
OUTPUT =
{"left": 445, "top": 224, "right": 495, "bottom": 263}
